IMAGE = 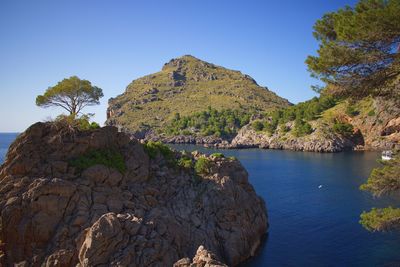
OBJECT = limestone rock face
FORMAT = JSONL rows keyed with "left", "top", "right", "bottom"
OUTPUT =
{"left": 174, "top": 245, "right": 228, "bottom": 267}
{"left": 230, "top": 97, "right": 400, "bottom": 152}
{"left": 0, "top": 122, "right": 267, "bottom": 266}
{"left": 230, "top": 123, "right": 355, "bottom": 152}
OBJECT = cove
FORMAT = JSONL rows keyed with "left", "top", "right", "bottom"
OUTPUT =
{"left": 1, "top": 134, "right": 399, "bottom": 266}
{"left": 171, "top": 144, "right": 400, "bottom": 267}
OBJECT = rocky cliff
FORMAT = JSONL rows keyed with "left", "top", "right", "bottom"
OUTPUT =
{"left": 230, "top": 97, "right": 400, "bottom": 152}
{"left": 0, "top": 122, "right": 268, "bottom": 266}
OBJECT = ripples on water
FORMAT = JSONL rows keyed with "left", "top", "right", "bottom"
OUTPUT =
{"left": 0, "top": 135, "right": 399, "bottom": 266}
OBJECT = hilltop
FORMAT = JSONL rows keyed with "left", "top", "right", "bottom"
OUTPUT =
{"left": 106, "top": 55, "right": 290, "bottom": 137}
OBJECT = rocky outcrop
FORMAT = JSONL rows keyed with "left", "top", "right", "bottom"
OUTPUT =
{"left": 0, "top": 122, "right": 267, "bottom": 266}
{"left": 230, "top": 123, "right": 356, "bottom": 152}
{"left": 140, "top": 130, "right": 230, "bottom": 148}
{"left": 174, "top": 245, "right": 227, "bottom": 267}
{"left": 348, "top": 97, "right": 400, "bottom": 151}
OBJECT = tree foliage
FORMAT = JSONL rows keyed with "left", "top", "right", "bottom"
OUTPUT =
{"left": 293, "top": 119, "right": 313, "bottom": 137}
{"left": 36, "top": 76, "right": 103, "bottom": 117}
{"left": 306, "top": 0, "right": 400, "bottom": 97}
{"left": 360, "top": 207, "right": 400, "bottom": 232}
{"left": 360, "top": 154, "right": 400, "bottom": 231}
{"left": 360, "top": 156, "right": 400, "bottom": 197}
{"left": 165, "top": 108, "right": 250, "bottom": 138}
{"left": 332, "top": 120, "right": 354, "bottom": 136}
{"left": 259, "top": 95, "right": 336, "bottom": 135}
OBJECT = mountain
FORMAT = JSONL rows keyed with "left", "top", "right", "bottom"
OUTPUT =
{"left": 106, "top": 55, "right": 290, "bottom": 135}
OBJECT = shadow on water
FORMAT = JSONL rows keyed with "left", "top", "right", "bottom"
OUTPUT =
{"left": 237, "top": 233, "right": 269, "bottom": 267}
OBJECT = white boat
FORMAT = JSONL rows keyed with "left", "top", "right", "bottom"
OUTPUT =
{"left": 381, "top": 150, "right": 393, "bottom": 161}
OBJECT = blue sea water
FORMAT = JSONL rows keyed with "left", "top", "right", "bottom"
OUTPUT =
{"left": 0, "top": 133, "right": 19, "bottom": 163}
{"left": 171, "top": 145, "right": 400, "bottom": 267}
{"left": 0, "top": 134, "right": 399, "bottom": 266}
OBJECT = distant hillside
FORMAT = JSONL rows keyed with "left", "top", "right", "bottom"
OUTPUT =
{"left": 106, "top": 55, "right": 290, "bottom": 135}
{"left": 231, "top": 95, "right": 400, "bottom": 152}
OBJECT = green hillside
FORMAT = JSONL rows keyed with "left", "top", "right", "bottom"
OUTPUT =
{"left": 106, "top": 55, "right": 290, "bottom": 133}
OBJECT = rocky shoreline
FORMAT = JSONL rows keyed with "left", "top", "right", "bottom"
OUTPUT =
{"left": 136, "top": 98, "right": 400, "bottom": 153}
{"left": 135, "top": 128, "right": 396, "bottom": 153}
{"left": 0, "top": 122, "right": 268, "bottom": 266}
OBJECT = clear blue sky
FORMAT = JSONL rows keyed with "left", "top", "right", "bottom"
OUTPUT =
{"left": 0, "top": 0, "right": 356, "bottom": 132}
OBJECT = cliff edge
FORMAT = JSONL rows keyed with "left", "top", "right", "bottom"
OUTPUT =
{"left": 0, "top": 122, "right": 267, "bottom": 266}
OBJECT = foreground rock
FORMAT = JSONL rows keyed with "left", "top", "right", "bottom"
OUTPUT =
{"left": 173, "top": 245, "right": 228, "bottom": 267}
{"left": 0, "top": 122, "right": 267, "bottom": 266}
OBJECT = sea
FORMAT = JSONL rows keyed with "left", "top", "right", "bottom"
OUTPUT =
{"left": 1, "top": 133, "right": 399, "bottom": 266}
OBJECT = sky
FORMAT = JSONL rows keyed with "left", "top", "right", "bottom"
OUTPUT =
{"left": 0, "top": 0, "right": 357, "bottom": 132}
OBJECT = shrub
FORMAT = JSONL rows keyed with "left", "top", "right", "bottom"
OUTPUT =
{"left": 55, "top": 114, "right": 100, "bottom": 130}
{"left": 345, "top": 105, "right": 360, "bottom": 117}
{"left": 194, "top": 157, "right": 211, "bottom": 175}
{"left": 293, "top": 119, "right": 313, "bottom": 137}
{"left": 252, "top": 121, "right": 264, "bottom": 131}
{"left": 368, "top": 110, "right": 376, "bottom": 116}
{"left": 264, "top": 120, "right": 278, "bottom": 135}
{"left": 211, "top": 152, "right": 224, "bottom": 158}
{"left": 182, "top": 130, "right": 192, "bottom": 136}
{"left": 143, "top": 141, "right": 176, "bottom": 165}
{"left": 332, "top": 120, "right": 354, "bottom": 136}
{"left": 279, "top": 124, "right": 290, "bottom": 133}
{"left": 70, "top": 149, "right": 126, "bottom": 173}
{"left": 177, "top": 156, "right": 193, "bottom": 169}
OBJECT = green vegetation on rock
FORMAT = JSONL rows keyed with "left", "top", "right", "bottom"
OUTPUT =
{"left": 177, "top": 156, "right": 194, "bottom": 169}
{"left": 293, "top": 119, "right": 313, "bottom": 137}
{"left": 252, "top": 120, "right": 264, "bottom": 132}
{"left": 165, "top": 107, "right": 251, "bottom": 138}
{"left": 256, "top": 95, "right": 336, "bottom": 136}
{"left": 194, "top": 157, "right": 212, "bottom": 175}
{"left": 210, "top": 152, "right": 224, "bottom": 158}
{"left": 55, "top": 114, "right": 100, "bottom": 131}
{"left": 345, "top": 105, "right": 360, "bottom": 117}
{"left": 70, "top": 149, "right": 126, "bottom": 173}
{"left": 143, "top": 141, "right": 177, "bottom": 167}
{"left": 332, "top": 120, "right": 354, "bottom": 136}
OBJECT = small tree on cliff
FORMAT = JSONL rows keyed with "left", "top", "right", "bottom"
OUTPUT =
{"left": 36, "top": 76, "right": 103, "bottom": 118}
{"left": 306, "top": 0, "right": 400, "bottom": 97}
